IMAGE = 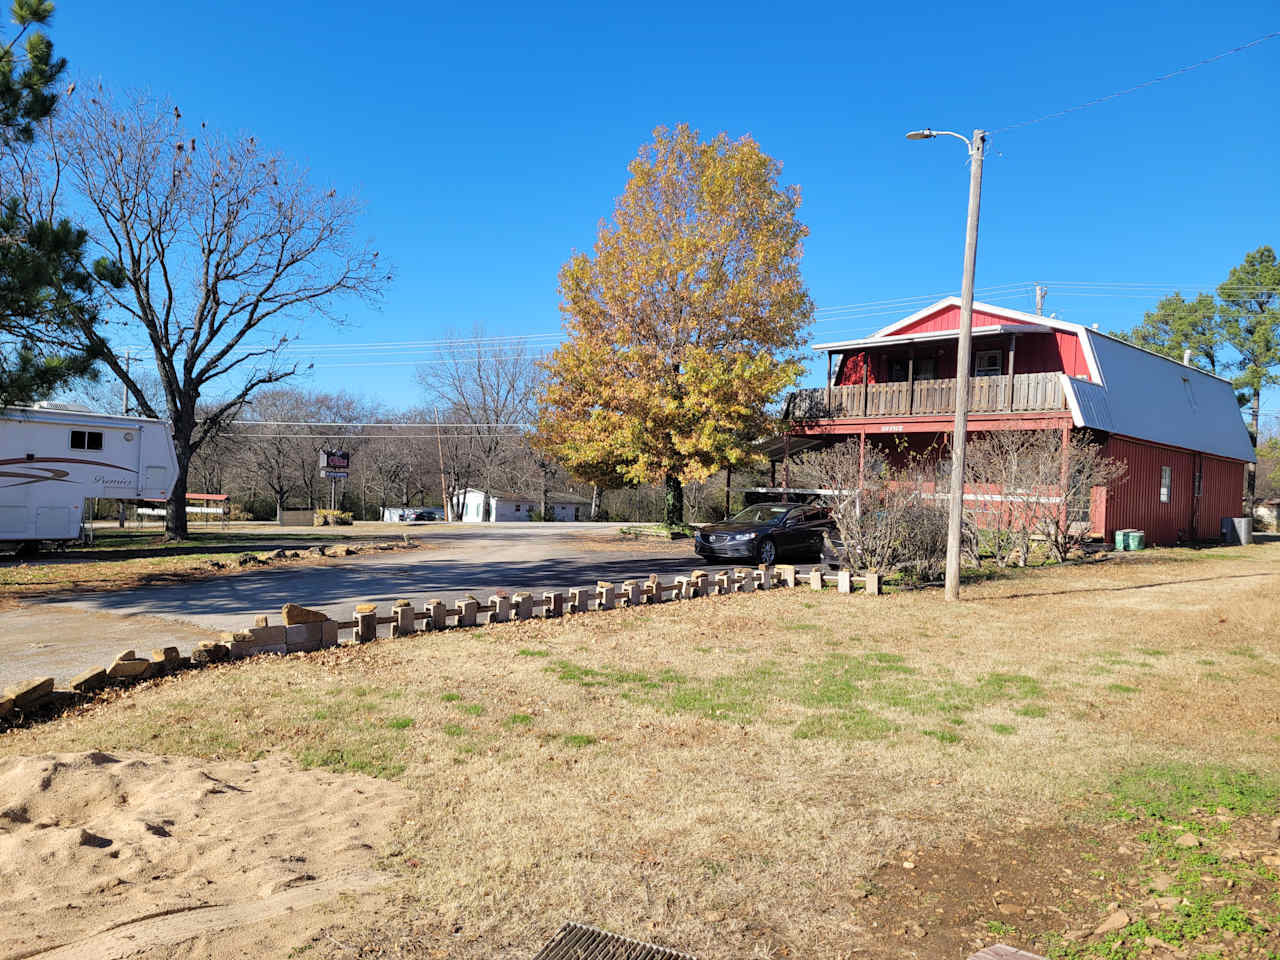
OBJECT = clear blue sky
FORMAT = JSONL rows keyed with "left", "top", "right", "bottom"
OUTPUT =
{"left": 52, "top": 0, "right": 1279, "bottom": 419}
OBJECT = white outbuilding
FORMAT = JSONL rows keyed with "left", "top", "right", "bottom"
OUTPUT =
{"left": 447, "top": 488, "right": 590, "bottom": 523}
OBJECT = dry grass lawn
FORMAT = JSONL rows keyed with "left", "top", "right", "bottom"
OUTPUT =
{"left": 2, "top": 545, "right": 1278, "bottom": 959}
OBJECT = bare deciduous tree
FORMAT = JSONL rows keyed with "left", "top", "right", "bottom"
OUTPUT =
{"left": 40, "top": 88, "right": 387, "bottom": 537}
{"left": 965, "top": 430, "right": 1126, "bottom": 564}
{"left": 797, "top": 441, "right": 949, "bottom": 578}
{"left": 416, "top": 334, "right": 541, "bottom": 518}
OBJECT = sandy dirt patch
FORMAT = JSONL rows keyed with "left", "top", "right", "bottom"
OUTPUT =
{"left": 0, "top": 751, "right": 413, "bottom": 959}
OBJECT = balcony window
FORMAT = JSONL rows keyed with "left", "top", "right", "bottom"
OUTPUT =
{"left": 974, "top": 349, "right": 1003, "bottom": 377}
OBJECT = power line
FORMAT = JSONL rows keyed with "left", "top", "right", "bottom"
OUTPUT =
{"left": 994, "top": 30, "right": 1280, "bottom": 134}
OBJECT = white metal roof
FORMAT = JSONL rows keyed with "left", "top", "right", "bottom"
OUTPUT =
{"left": 1066, "top": 331, "right": 1254, "bottom": 462}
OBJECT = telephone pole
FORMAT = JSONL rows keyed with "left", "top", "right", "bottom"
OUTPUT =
{"left": 1035, "top": 283, "right": 1047, "bottom": 316}
{"left": 434, "top": 407, "right": 449, "bottom": 520}
{"left": 905, "top": 127, "right": 987, "bottom": 602}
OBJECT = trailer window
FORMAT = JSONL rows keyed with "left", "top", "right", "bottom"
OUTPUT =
{"left": 1159, "top": 466, "right": 1172, "bottom": 504}
{"left": 70, "top": 430, "right": 103, "bottom": 451}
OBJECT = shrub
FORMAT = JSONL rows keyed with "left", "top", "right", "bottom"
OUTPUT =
{"left": 313, "top": 509, "right": 354, "bottom": 526}
{"left": 798, "top": 443, "right": 950, "bottom": 579}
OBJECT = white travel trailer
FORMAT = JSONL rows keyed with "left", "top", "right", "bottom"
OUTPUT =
{"left": 0, "top": 402, "right": 178, "bottom": 545}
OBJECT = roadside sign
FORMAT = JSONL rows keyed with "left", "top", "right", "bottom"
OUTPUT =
{"left": 320, "top": 470, "right": 348, "bottom": 479}
{"left": 320, "top": 450, "right": 350, "bottom": 470}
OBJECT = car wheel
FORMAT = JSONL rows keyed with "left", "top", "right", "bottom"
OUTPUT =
{"left": 757, "top": 538, "right": 777, "bottom": 566}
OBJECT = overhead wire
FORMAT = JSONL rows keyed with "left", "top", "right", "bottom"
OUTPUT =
{"left": 993, "top": 30, "right": 1280, "bottom": 135}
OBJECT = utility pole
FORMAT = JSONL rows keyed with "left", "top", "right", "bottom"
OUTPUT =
{"left": 905, "top": 126, "right": 987, "bottom": 602}
{"left": 434, "top": 406, "right": 449, "bottom": 520}
{"left": 1035, "top": 284, "right": 1047, "bottom": 316}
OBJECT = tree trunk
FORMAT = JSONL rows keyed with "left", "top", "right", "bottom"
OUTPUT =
{"left": 1247, "top": 388, "right": 1260, "bottom": 514}
{"left": 663, "top": 473, "right": 683, "bottom": 527}
{"left": 275, "top": 498, "right": 284, "bottom": 525}
{"left": 166, "top": 456, "right": 190, "bottom": 540}
{"left": 540, "top": 467, "right": 549, "bottom": 520}
{"left": 590, "top": 484, "right": 601, "bottom": 522}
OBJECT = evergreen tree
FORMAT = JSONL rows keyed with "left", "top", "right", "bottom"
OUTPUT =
{"left": 1120, "top": 291, "right": 1223, "bottom": 373}
{"left": 0, "top": 0, "right": 103, "bottom": 406}
{"left": 1218, "top": 245, "right": 1280, "bottom": 510}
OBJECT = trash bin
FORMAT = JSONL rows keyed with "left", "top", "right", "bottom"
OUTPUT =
{"left": 1114, "top": 529, "right": 1132, "bottom": 551}
{"left": 1221, "top": 517, "right": 1253, "bottom": 546}
{"left": 1124, "top": 530, "right": 1145, "bottom": 551}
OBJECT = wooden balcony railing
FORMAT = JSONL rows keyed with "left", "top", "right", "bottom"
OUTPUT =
{"left": 785, "top": 372, "right": 1067, "bottom": 421}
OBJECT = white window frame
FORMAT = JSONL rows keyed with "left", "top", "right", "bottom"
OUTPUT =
{"left": 1159, "top": 466, "right": 1172, "bottom": 504}
{"left": 974, "top": 349, "right": 1003, "bottom": 377}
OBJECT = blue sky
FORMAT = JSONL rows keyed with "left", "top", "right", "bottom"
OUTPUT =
{"left": 51, "top": 0, "right": 1279, "bottom": 419}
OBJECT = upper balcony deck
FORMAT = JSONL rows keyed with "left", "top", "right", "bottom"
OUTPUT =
{"left": 784, "top": 371, "right": 1068, "bottom": 422}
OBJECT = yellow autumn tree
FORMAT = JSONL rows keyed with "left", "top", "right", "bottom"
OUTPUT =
{"left": 537, "top": 124, "right": 813, "bottom": 525}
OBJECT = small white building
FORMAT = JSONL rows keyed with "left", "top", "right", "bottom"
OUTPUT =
{"left": 448, "top": 488, "right": 591, "bottom": 523}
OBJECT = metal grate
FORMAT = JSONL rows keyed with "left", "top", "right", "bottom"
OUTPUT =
{"left": 532, "top": 922, "right": 696, "bottom": 960}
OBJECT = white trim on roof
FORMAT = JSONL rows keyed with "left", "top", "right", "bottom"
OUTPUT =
{"left": 812, "top": 323, "right": 1049, "bottom": 351}
{"left": 815, "top": 297, "right": 1104, "bottom": 383}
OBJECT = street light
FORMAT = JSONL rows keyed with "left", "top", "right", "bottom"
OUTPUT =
{"left": 907, "top": 127, "right": 987, "bottom": 601}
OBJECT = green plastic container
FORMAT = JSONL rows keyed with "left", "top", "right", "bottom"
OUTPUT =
{"left": 1114, "top": 529, "right": 1145, "bottom": 551}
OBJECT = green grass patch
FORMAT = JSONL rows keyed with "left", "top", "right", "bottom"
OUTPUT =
{"left": 562, "top": 733, "right": 597, "bottom": 748}
{"left": 792, "top": 709, "right": 895, "bottom": 742}
{"left": 922, "top": 728, "right": 960, "bottom": 744}
{"left": 441, "top": 723, "right": 466, "bottom": 737}
{"left": 517, "top": 648, "right": 550, "bottom": 657}
{"left": 1106, "top": 683, "right": 1139, "bottom": 694}
{"left": 505, "top": 713, "right": 534, "bottom": 727}
{"left": 297, "top": 745, "right": 405, "bottom": 779}
{"left": 440, "top": 692, "right": 462, "bottom": 702}
{"left": 1015, "top": 704, "right": 1048, "bottom": 718}
{"left": 1107, "top": 764, "right": 1280, "bottom": 822}
{"left": 385, "top": 716, "right": 414, "bottom": 730}
{"left": 459, "top": 703, "right": 485, "bottom": 716}
{"left": 990, "top": 723, "right": 1016, "bottom": 735}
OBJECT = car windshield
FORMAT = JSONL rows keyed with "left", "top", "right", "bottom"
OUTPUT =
{"left": 729, "top": 505, "right": 791, "bottom": 525}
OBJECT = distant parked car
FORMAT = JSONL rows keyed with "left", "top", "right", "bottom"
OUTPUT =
{"left": 693, "top": 502, "right": 833, "bottom": 566}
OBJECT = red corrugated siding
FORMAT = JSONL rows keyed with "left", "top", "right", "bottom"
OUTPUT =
{"left": 1055, "top": 331, "right": 1090, "bottom": 378}
{"left": 896, "top": 305, "right": 1042, "bottom": 335}
{"left": 835, "top": 315, "right": 1094, "bottom": 384}
{"left": 1198, "top": 455, "right": 1247, "bottom": 538}
{"left": 1100, "top": 437, "right": 1246, "bottom": 544}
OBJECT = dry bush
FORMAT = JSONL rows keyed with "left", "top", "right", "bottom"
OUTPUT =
{"left": 798, "top": 441, "right": 949, "bottom": 577}
{"left": 965, "top": 430, "right": 1126, "bottom": 564}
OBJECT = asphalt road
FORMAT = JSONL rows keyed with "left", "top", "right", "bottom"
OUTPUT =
{"left": 1, "top": 524, "right": 821, "bottom": 689}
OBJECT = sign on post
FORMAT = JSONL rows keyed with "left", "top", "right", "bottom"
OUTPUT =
{"left": 320, "top": 450, "right": 351, "bottom": 510}
{"left": 321, "top": 450, "right": 350, "bottom": 470}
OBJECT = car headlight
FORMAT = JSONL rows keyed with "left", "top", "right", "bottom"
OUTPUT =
{"left": 730, "top": 532, "right": 755, "bottom": 542}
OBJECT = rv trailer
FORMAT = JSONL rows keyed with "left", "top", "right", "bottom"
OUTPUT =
{"left": 0, "top": 402, "right": 178, "bottom": 544}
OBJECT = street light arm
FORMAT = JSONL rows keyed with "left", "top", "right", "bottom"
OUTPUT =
{"left": 905, "top": 128, "right": 980, "bottom": 152}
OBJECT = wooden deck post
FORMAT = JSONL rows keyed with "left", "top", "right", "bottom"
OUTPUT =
{"left": 906, "top": 350, "right": 915, "bottom": 416}
{"left": 825, "top": 351, "right": 833, "bottom": 412}
{"left": 1005, "top": 334, "right": 1018, "bottom": 411}
{"left": 861, "top": 358, "right": 869, "bottom": 418}
{"left": 782, "top": 432, "right": 790, "bottom": 500}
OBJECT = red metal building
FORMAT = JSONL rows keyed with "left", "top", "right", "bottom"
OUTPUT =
{"left": 777, "top": 298, "right": 1254, "bottom": 545}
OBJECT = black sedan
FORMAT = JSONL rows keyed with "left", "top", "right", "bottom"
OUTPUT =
{"left": 693, "top": 502, "right": 832, "bottom": 566}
